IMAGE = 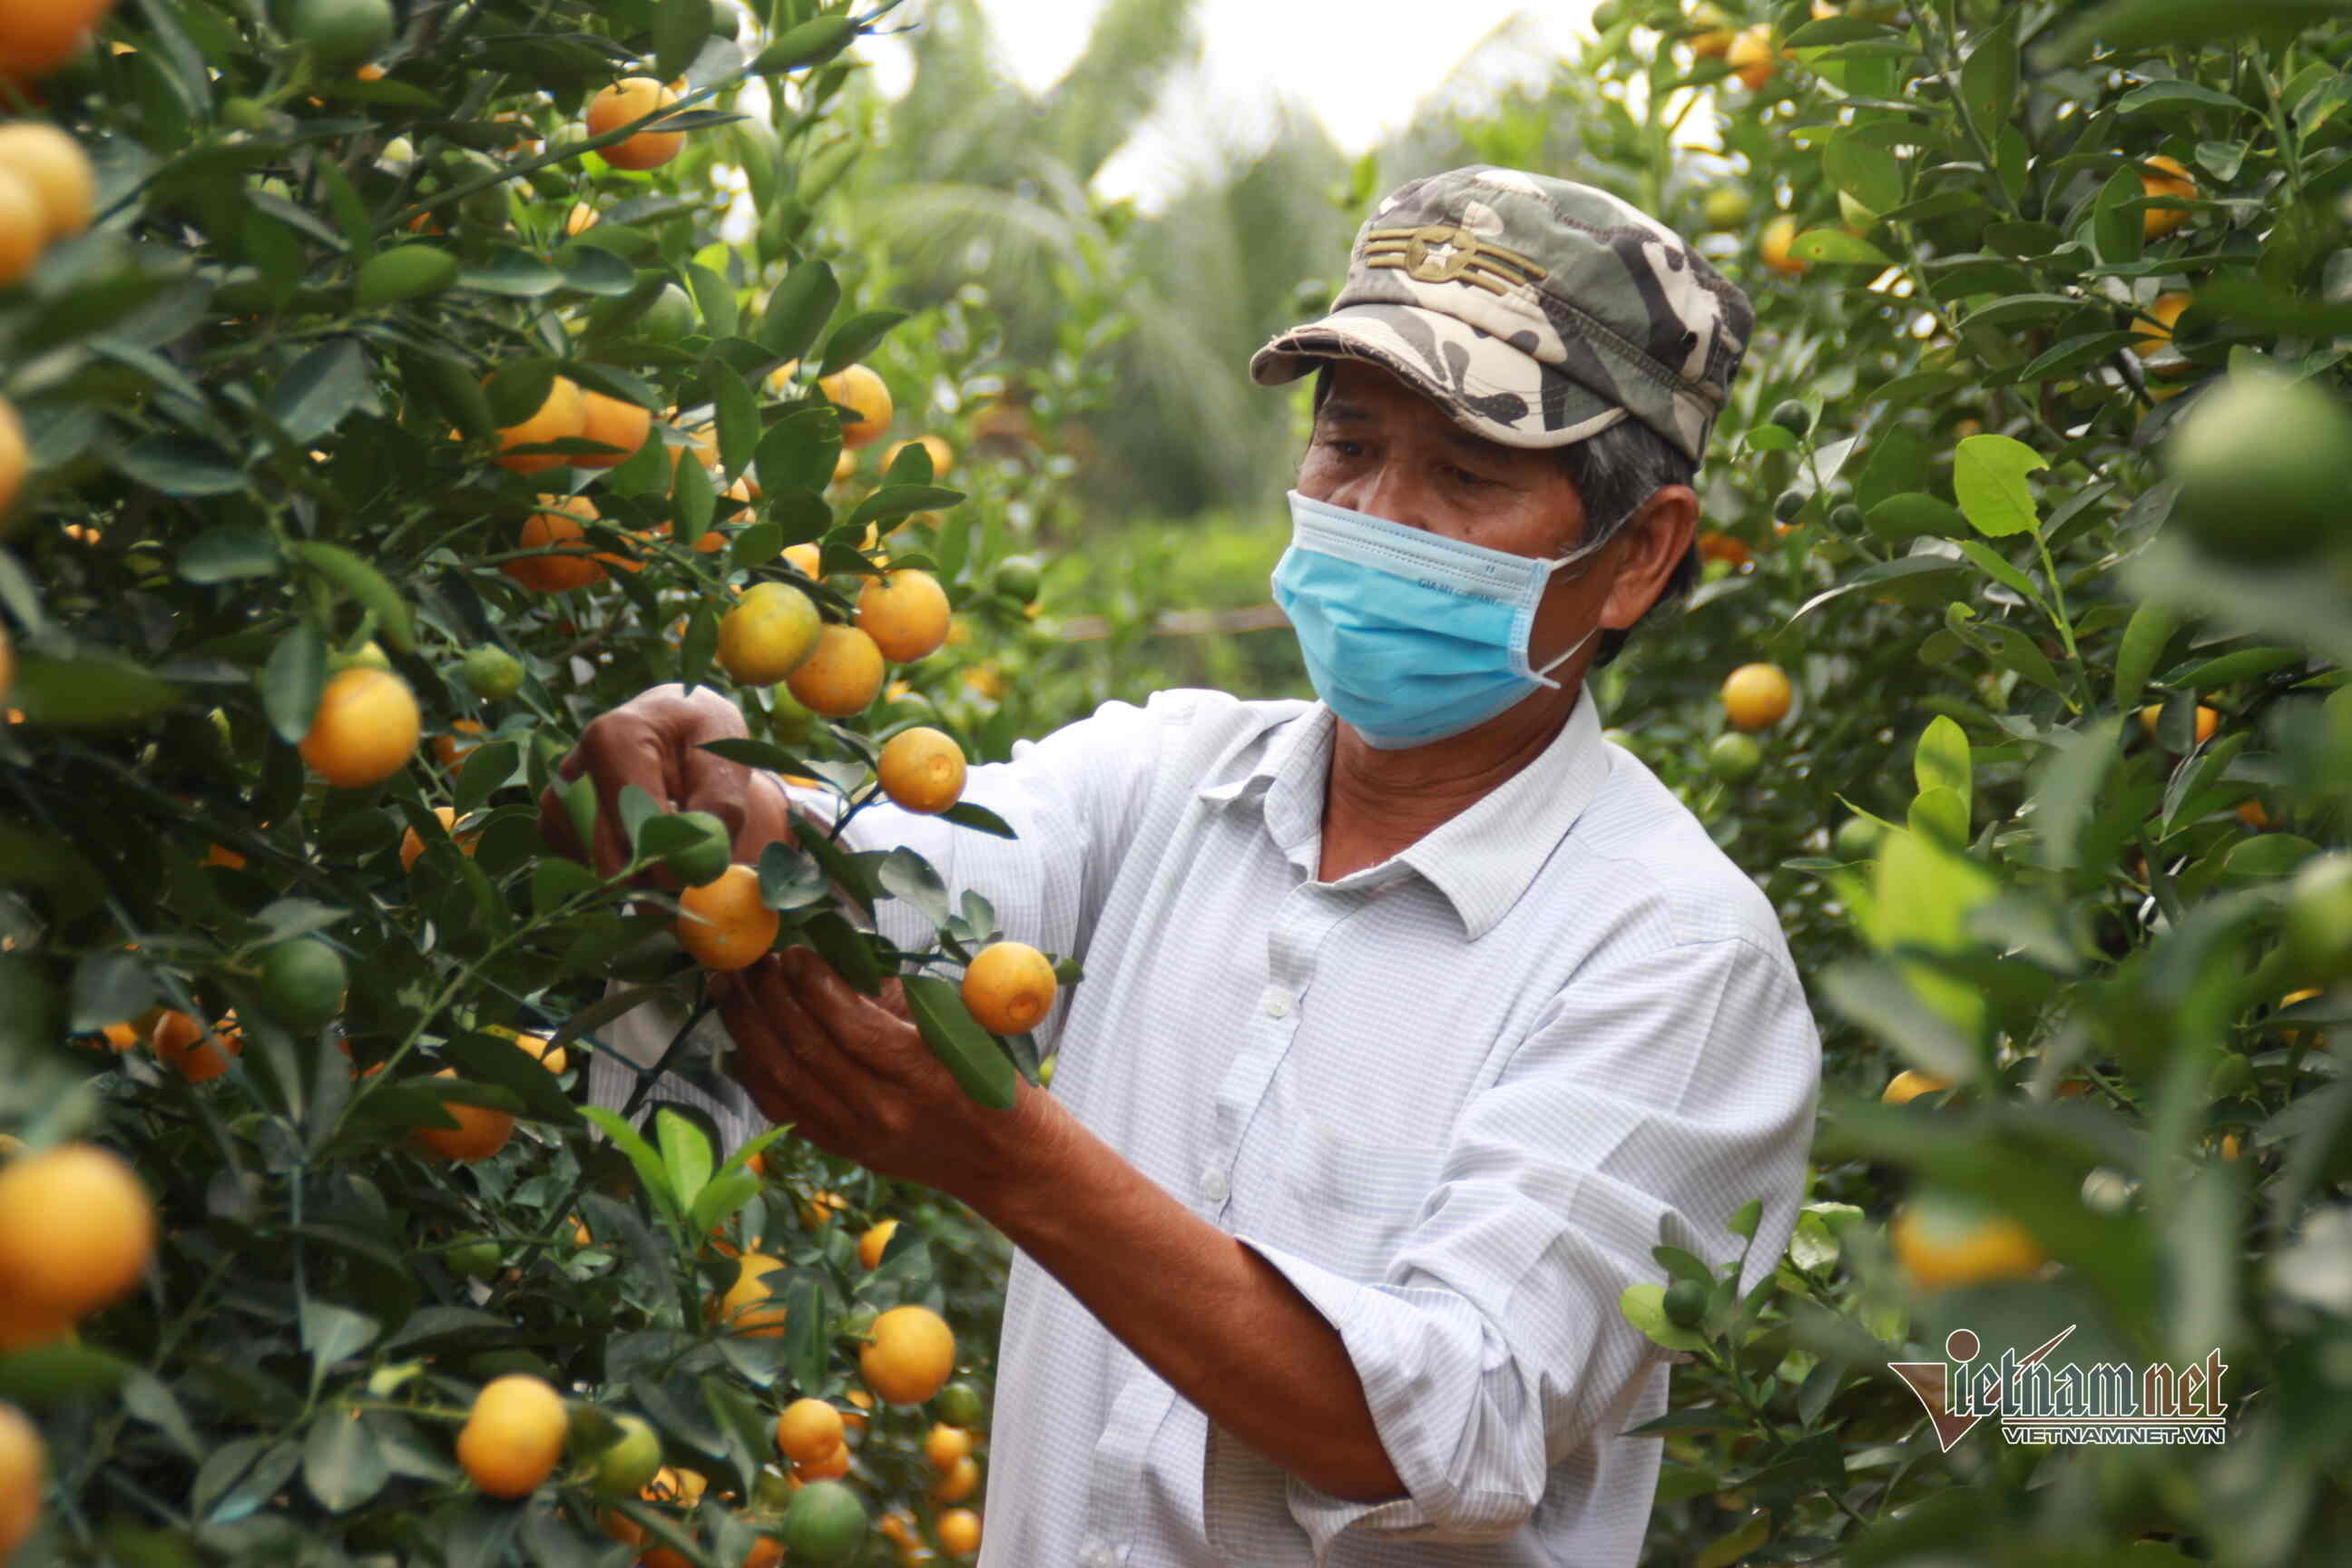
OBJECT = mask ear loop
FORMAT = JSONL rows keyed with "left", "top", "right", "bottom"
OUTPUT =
{"left": 1525, "top": 511, "right": 1632, "bottom": 686}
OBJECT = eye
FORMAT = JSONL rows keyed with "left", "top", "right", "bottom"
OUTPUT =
{"left": 1311, "top": 435, "right": 1365, "bottom": 458}
{"left": 1448, "top": 465, "right": 1494, "bottom": 487}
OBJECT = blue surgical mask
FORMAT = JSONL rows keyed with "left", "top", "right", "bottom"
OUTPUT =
{"left": 1271, "top": 489, "right": 1612, "bottom": 750}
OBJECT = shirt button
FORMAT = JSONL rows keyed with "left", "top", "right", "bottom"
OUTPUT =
{"left": 1261, "top": 986, "right": 1294, "bottom": 1019}
{"left": 1201, "top": 1166, "right": 1230, "bottom": 1203}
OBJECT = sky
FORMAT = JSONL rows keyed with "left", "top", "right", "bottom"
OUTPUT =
{"left": 862, "top": 0, "right": 1605, "bottom": 207}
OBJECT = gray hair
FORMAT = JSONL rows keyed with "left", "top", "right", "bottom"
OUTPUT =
{"left": 1553, "top": 414, "right": 1699, "bottom": 670}
{"left": 1304, "top": 363, "right": 1700, "bottom": 670}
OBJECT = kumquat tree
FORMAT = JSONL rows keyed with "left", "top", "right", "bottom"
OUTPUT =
{"left": 2, "top": 0, "right": 2352, "bottom": 1565}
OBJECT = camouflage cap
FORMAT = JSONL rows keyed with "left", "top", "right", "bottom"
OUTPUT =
{"left": 1250, "top": 165, "right": 1754, "bottom": 465}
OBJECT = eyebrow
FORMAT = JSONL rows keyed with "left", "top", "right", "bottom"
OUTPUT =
{"left": 1317, "top": 397, "right": 1509, "bottom": 461}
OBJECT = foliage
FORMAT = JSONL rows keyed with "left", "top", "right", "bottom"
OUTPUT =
{"left": 0, "top": 0, "right": 1089, "bottom": 1562}
{"left": 1446, "top": 3, "right": 2352, "bottom": 1563}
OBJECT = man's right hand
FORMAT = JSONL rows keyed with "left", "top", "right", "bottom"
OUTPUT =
{"left": 536, "top": 683, "right": 796, "bottom": 879}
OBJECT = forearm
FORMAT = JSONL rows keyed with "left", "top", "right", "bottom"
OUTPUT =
{"left": 962, "top": 1089, "right": 1406, "bottom": 1504}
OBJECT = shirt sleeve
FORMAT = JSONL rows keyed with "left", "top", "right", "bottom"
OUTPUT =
{"left": 778, "top": 688, "right": 1195, "bottom": 1054}
{"left": 1222, "top": 931, "right": 1820, "bottom": 1554}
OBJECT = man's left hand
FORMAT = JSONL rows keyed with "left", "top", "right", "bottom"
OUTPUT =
{"left": 718, "top": 946, "right": 1062, "bottom": 1200}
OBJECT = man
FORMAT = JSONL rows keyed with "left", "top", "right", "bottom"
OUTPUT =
{"left": 544, "top": 167, "right": 1819, "bottom": 1564}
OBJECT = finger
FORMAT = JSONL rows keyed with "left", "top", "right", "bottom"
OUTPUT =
{"left": 580, "top": 719, "right": 674, "bottom": 878}
{"left": 788, "top": 949, "right": 923, "bottom": 1085}
{"left": 750, "top": 952, "right": 851, "bottom": 1075}
{"left": 722, "top": 973, "right": 859, "bottom": 1138}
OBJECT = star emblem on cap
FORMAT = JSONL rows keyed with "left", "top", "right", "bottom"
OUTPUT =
{"left": 1364, "top": 223, "right": 1550, "bottom": 296}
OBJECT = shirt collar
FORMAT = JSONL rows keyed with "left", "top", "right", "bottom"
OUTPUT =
{"left": 1195, "top": 691, "right": 1612, "bottom": 942}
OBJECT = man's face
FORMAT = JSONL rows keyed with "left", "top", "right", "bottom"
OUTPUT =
{"left": 1295, "top": 360, "right": 1590, "bottom": 561}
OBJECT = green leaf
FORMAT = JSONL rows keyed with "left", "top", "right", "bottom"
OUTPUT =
{"left": 755, "top": 408, "right": 843, "bottom": 494}
{"left": 354, "top": 245, "right": 458, "bottom": 309}
{"left": 121, "top": 1370, "right": 202, "bottom": 1458}
{"left": 655, "top": 1107, "right": 716, "bottom": 1215}
{"left": 270, "top": 339, "right": 376, "bottom": 445}
{"left": 10, "top": 651, "right": 178, "bottom": 728}
{"left": 1789, "top": 230, "right": 1892, "bottom": 266}
{"left": 1977, "top": 622, "right": 2067, "bottom": 695}
{"left": 1818, "top": 957, "right": 1979, "bottom": 1082}
{"left": 1953, "top": 538, "right": 2047, "bottom": 608}
{"left": 554, "top": 244, "right": 636, "bottom": 298}
{"left": 2118, "top": 79, "right": 2254, "bottom": 116}
{"left": 801, "top": 908, "right": 886, "bottom": 995}
{"left": 262, "top": 623, "right": 328, "bottom": 744}
{"left": 701, "top": 737, "right": 812, "bottom": 773}
{"left": 456, "top": 250, "right": 565, "bottom": 298}
{"left": 562, "top": 775, "right": 600, "bottom": 869}
{"left": 940, "top": 801, "right": 1015, "bottom": 839}
{"left": 710, "top": 363, "right": 760, "bottom": 479}
{"left": 687, "top": 1171, "right": 764, "bottom": 1239}
{"left": 2114, "top": 602, "right": 2179, "bottom": 710}
{"left": 1855, "top": 426, "right": 1928, "bottom": 514}
{"left": 1695, "top": 1508, "right": 1773, "bottom": 1568}
{"left": 69, "top": 950, "right": 157, "bottom": 1033}
{"left": 1783, "top": 15, "right": 1903, "bottom": 45}
{"left": 288, "top": 542, "right": 416, "bottom": 652}
{"left": 617, "top": 784, "right": 663, "bottom": 855}
{"left": 877, "top": 848, "right": 952, "bottom": 926}
{"left": 0, "top": 822, "right": 101, "bottom": 922}
{"left": 1619, "top": 1282, "right": 1708, "bottom": 1353}
{"left": 112, "top": 436, "right": 244, "bottom": 495}
{"left": 303, "top": 1410, "right": 390, "bottom": 1513}
{"left": 180, "top": 526, "right": 281, "bottom": 584}
{"left": 532, "top": 856, "right": 602, "bottom": 918}
{"left": 848, "top": 485, "right": 963, "bottom": 530}
{"left": 757, "top": 839, "right": 831, "bottom": 912}
{"left": 1790, "top": 554, "right": 1969, "bottom": 622}
{"left": 1909, "top": 785, "right": 1971, "bottom": 848}
{"left": 1864, "top": 493, "right": 1968, "bottom": 541}
{"left": 583, "top": 1107, "right": 682, "bottom": 1224}
{"left": 673, "top": 441, "right": 716, "bottom": 545}
{"left": 0, "top": 1343, "right": 134, "bottom": 1409}
{"left": 2225, "top": 834, "right": 2319, "bottom": 877}
{"left": 406, "top": 348, "right": 497, "bottom": 443}
{"left": 1727, "top": 1198, "right": 1763, "bottom": 1242}
{"left": 754, "top": 14, "right": 858, "bottom": 74}
{"left": 2166, "top": 646, "right": 2304, "bottom": 689}
{"left": 1953, "top": 434, "right": 2046, "bottom": 538}
{"left": 455, "top": 740, "right": 522, "bottom": 818}
{"left": 819, "top": 309, "right": 910, "bottom": 376}
{"left": 1824, "top": 132, "right": 1904, "bottom": 216}
{"left": 1914, "top": 716, "right": 1973, "bottom": 805}
{"left": 688, "top": 262, "right": 739, "bottom": 340}
{"left": 653, "top": 0, "right": 714, "bottom": 83}
{"left": 729, "top": 520, "right": 782, "bottom": 572}
{"left": 1957, "top": 18, "right": 2018, "bottom": 144}
{"left": 300, "top": 1301, "right": 380, "bottom": 1398}
{"left": 758, "top": 259, "right": 839, "bottom": 365}
{"left": 2011, "top": 329, "right": 2144, "bottom": 385}
{"left": 680, "top": 604, "right": 718, "bottom": 693}
{"left": 902, "top": 974, "right": 1020, "bottom": 1111}
{"left": 2092, "top": 164, "right": 2147, "bottom": 268}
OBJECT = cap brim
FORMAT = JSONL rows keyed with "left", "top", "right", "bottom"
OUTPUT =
{"left": 1249, "top": 302, "right": 1629, "bottom": 451}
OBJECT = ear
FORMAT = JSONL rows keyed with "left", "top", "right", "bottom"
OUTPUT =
{"left": 1596, "top": 485, "right": 1700, "bottom": 632}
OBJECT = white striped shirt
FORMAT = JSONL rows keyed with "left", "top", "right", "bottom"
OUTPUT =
{"left": 593, "top": 685, "right": 1818, "bottom": 1565}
